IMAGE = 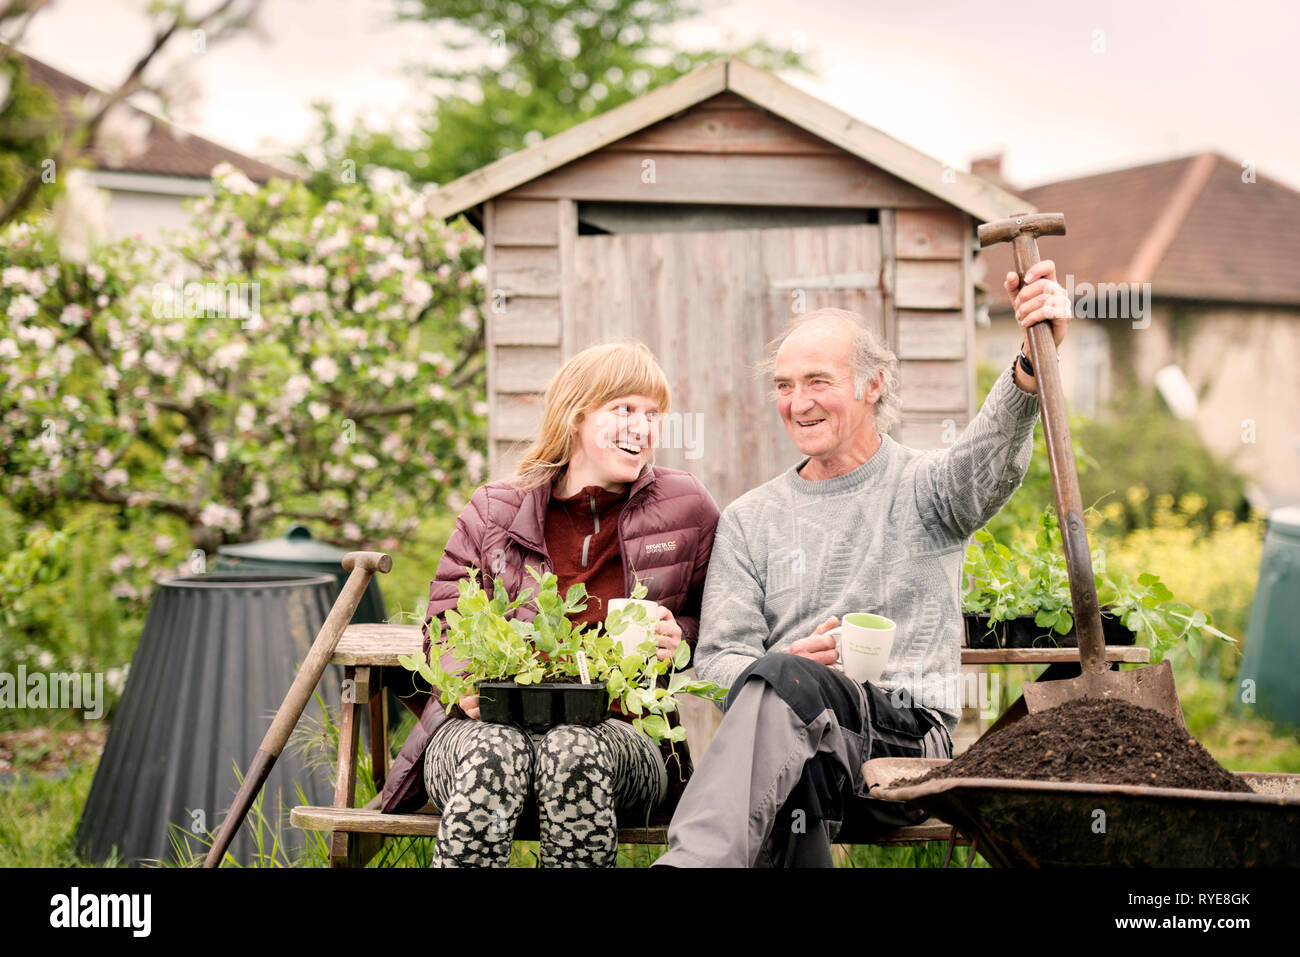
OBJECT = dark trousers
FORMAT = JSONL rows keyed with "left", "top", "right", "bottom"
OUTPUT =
{"left": 659, "top": 654, "right": 952, "bottom": 867}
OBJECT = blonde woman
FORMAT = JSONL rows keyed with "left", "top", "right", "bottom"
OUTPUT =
{"left": 380, "top": 341, "right": 720, "bottom": 867}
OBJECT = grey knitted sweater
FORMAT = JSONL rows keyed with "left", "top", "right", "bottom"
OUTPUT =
{"left": 694, "top": 363, "right": 1041, "bottom": 734}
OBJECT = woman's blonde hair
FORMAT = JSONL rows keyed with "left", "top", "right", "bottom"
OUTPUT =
{"left": 512, "top": 340, "right": 672, "bottom": 490}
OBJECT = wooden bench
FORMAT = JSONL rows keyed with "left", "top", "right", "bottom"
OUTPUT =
{"left": 289, "top": 624, "right": 1150, "bottom": 867}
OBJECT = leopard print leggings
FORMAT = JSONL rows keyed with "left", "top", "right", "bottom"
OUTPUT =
{"left": 424, "top": 717, "right": 667, "bottom": 868}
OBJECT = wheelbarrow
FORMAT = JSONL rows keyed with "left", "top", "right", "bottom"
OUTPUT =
{"left": 864, "top": 758, "right": 1300, "bottom": 867}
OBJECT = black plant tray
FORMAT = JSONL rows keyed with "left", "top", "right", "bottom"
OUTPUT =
{"left": 963, "top": 611, "right": 1136, "bottom": 649}
{"left": 476, "top": 681, "right": 610, "bottom": 733}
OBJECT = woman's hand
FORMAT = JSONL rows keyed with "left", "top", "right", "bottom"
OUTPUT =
{"left": 458, "top": 693, "right": 481, "bottom": 720}
{"left": 654, "top": 606, "right": 684, "bottom": 661}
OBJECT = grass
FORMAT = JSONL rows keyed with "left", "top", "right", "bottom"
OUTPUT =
{"left": 0, "top": 759, "right": 114, "bottom": 868}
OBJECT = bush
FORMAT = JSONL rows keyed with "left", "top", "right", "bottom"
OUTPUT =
{"left": 1075, "top": 386, "right": 1249, "bottom": 532}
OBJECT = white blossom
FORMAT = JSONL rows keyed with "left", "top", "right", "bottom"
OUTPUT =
{"left": 212, "top": 162, "right": 258, "bottom": 196}
{"left": 404, "top": 277, "right": 433, "bottom": 309}
{"left": 199, "top": 503, "right": 242, "bottom": 532}
{"left": 288, "top": 293, "right": 315, "bottom": 317}
{"left": 97, "top": 103, "right": 151, "bottom": 168}
{"left": 212, "top": 341, "right": 247, "bottom": 369}
{"left": 466, "top": 449, "right": 485, "bottom": 484}
{"left": 316, "top": 230, "right": 349, "bottom": 258}
{"left": 7, "top": 293, "right": 38, "bottom": 321}
{"left": 311, "top": 356, "right": 339, "bottom": 383}
{"left": 284, "top": 374, "right": 312, "bottom": 404}
{"left": 249, "top": 478, "right": 269, "bottom": 506}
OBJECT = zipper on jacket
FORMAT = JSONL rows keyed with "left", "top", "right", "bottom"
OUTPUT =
{"left": 580, "top": 491, "right": 598, "bottom": 568}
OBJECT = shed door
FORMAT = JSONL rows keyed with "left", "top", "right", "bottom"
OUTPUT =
{"left": 570, "top": 223, "right": 884, "bottom": 507}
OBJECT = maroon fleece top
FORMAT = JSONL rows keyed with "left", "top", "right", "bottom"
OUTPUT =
{"left": 543, "top": 483, "right": 630, "bottom": 628}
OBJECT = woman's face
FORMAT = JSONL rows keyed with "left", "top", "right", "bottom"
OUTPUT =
{"left": 567, "top": 393, "right": 662, "bottom": 491}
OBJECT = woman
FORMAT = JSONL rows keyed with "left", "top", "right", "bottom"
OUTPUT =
{"left": 380, "top": 341, "right": 720, "bottom": 867}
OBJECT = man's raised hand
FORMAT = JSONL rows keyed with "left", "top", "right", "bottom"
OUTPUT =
{"left": 789, "top": 616, "right": 839, "bottom": 666}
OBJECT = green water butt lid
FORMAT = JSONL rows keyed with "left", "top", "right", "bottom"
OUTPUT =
{"left": 217, "top": 524, "right": 348, "bottom": 564}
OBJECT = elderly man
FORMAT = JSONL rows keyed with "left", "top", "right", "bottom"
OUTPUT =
{"left": 657, "top": 262, "right": 1072, "bottom": 867}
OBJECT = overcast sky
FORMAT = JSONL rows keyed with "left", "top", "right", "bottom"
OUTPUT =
{"left": 17, "top": 0, "right": 1300, "bottom": 191}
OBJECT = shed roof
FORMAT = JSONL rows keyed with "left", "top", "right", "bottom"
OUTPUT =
{"left": 979, "top": 152, "right": 1300, "bottom": 307}
{"left": 429, "top": 57, "right": 1029, "bottom": 223}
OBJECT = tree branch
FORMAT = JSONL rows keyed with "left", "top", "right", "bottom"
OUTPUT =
{"left": 0, "top": 0, "right": 260, "bottom": 227}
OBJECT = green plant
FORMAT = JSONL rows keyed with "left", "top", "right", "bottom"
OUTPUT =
{"left": 962, "top": 508, "right": 1235, "bottom": 662}
{"left": 398, "top": 566, "right": 726, "bottom": 744}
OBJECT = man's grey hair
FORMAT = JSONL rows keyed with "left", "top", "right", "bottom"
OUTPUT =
{"left": 760, "top": 308, "right": 901, "bottom": 434}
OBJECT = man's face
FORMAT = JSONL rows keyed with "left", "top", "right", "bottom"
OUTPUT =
{"left": 773, "top": 322, "right": 880, "bottom": 461}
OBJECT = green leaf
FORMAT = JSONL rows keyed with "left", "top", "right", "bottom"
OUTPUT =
{"left": 672, "top": 639, "right": 691, "bottom": 670}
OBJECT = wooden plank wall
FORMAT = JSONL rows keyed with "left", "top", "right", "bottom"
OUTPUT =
{"left": 484, "top": 197, "right": 569, "bottom": 478}
{"left": 568, "top": 223, "right": 883, "bottom": 507}
{"left": 891, "top": 209, "right": 974, "bottom": 448}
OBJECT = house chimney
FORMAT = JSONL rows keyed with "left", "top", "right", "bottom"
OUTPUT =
{"left": 971, "top": 153, "right": 1015, "bottom": 192}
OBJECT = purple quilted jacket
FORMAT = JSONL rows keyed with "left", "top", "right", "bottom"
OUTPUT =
{"left": 380, "top": 464, "right": 720, "bottom": 814}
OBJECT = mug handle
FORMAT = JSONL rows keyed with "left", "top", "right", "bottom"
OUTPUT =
{"left": 826, "top": 625, "right": 844, "bottom": 671}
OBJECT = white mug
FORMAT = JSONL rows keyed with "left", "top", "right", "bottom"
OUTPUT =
{"left": 829, "top": 612, "right": 896, "bottom": 684}
{"left": 606, "top": 598, "right": 660, "bottom": 657}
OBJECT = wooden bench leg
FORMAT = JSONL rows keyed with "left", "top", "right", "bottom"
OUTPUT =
{"left": 369, "top": 666, "right": 388, "bottom": 790}
{"left": 329, "top": 665, "right": 363, "bottom": 868}
{"left": 347, "top": 832, "right": 386, "bottom": 867}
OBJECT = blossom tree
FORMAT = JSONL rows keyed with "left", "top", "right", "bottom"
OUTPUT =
{"left": 0, "top": 164, "right": 487, "bottom": 557}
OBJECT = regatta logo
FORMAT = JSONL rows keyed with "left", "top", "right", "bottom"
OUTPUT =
{"left": 50, "top": 887, "right": 151, "bottom": 937}
{"left": 0, "top": 666, "right": 104, "bottom": 719}
{"left": 644, "top": 541, "right": 677, "bottom": 554}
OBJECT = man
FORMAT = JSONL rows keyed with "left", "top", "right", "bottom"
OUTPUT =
{"left": 657, "top": 261, "right": 1072, "bottom": 867}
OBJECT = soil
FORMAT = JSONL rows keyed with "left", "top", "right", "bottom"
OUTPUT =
{"left": 904, "top": 698, "right": 1252, "bottom": 793}
{"left": 0, "top": 727, "right": 106, "bottom": 776}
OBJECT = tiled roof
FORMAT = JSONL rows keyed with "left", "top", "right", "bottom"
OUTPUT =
{"left": 18, "top": 51, "right": 291, "bottom": 184}
{"left": 976, "top": 153, "right": 1300, "bottom": 308}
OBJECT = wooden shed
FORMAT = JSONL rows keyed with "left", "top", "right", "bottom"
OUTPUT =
{"left": 430, "top": 58, "right": 1028, "bottom": 506}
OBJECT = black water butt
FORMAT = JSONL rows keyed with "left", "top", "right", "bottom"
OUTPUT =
{"left": 76, "top": 573, "right": 340, "bottom": 866}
